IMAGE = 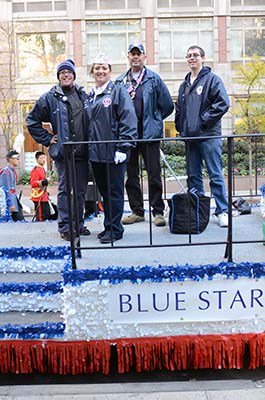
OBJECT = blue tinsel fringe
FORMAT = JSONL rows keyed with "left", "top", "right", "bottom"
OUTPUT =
{"left": 0, "top": 322, "right": 65, "bottom": 339}
{"left": 0, "top": 245, "right": 70, "bottom": 260}
{"left": 63, "top": 261, "right": 265, "bottom": 286}
{"left": 0, "top": 281, "right": 63, "bottom": 295}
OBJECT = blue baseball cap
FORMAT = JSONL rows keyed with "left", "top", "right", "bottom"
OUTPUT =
{"left": 128, "top": 43, "right": 145, "bottom": 54}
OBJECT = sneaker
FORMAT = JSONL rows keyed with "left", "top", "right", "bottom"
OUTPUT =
{"left": 80, "top": 226, "right": 91, "bottom": 236}
{"left": 154, "top": 214, "right": 166, "bottom": 227}
{"left": 122, "top": 213, "right": 145, "bottom": 225}
{"left": 100, "top": 232, "right": 123, "bottom": 244}
{"left": 217, "top": 212, "right": 228, "bottom": 227}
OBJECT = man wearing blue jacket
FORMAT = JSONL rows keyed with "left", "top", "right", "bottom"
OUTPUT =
{"left": 175, "top": 46, "right": 230, "bottom": 227}
{"left": 116, "top": 43, "right": 174, "bottom": 227}
{"left": 0, "top": 150, "right": 24, "bottom": 222}
{"left": 26, "top": 59, "right": 90, "bottom": 240}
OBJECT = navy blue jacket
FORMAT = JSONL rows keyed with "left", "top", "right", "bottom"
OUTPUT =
{"left": 26, "top": 85, "right": 90, "bottom": 161}
{"left": 116, "top": 68, "right": 174, "bottom": 140}
{"left": 87, "top": 81, "right": 137, "bottom": 163}
{"left": 175, "top": 66, "right": 230, "bottom": 137}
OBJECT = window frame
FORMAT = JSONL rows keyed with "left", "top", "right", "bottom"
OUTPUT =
{"left": 158, "top": 17, "right": 214, "bottom": 72}
{"left": 230, "top": 16, "right": 265, "bottom": 62}
{"left": 86, "top": 19, "right": 142, "bottom": 70}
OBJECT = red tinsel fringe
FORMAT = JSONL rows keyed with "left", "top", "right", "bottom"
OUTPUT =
{"left": 0, "top": 333, "right": 264, "bottom": 375}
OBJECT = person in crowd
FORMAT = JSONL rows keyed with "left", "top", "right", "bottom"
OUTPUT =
{"left": 88, "top": 54, "right": 137, "bottom": 243}
{"left": 116, "top": 43, "right": 174, "bottom": 227}
{"left": 26, "top": 59, "right": 90, "bottom": 240}
{"left": 30, "top": 151, "right": 51, "bottom": 221}
{"left": 175, "top": 45, "right": 230, "bottom": 227}
{"left": 0, "top": 150, "right": 24, "bottom": 221}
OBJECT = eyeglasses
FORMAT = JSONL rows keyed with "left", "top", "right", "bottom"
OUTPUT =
{"left": 59, "top": 70, "right": 74, "bottom": 76}
{"left": 185, "top": 53, "right": 201, "bottom": 59}
{"left": 11, "top": 156, "right": 20, "bottom": 160}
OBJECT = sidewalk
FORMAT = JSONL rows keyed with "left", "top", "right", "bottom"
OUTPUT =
{"left": 0, "top": 380, "right": 265, "bottom": 399}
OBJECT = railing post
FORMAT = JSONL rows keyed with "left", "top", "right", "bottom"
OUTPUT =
{"left": 225, "top": 136, "right": 233, "bottom": 262}
{"left": 71, "top": 149, "right": 81, "bottom": 259}
{"left": 64, "top": 143, "right": 77, "bottom": 270}
{"left": 146, "top": 141, "right": 153, "bottom": 245}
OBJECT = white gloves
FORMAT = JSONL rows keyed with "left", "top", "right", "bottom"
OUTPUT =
{"left": 114, "top": 151, "right": 127, "bottom": 164}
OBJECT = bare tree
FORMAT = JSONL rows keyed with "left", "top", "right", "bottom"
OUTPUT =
{"left": 0, "top": 20, "right": 19, "bottom": 150}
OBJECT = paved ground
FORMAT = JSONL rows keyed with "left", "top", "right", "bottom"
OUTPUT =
{"left": 1, "top": 199, "right": 264, "bottom": 268}
{"left": 0, "top": 379, "right": 265, "bottom": 399}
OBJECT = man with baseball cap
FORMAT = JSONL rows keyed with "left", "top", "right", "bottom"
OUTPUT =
{"left": 116, "top": 43, "right": 174, "bottom": 227}
{"left": 0, "top": 150, "right": 24, "bottom": 221}
{"left": 26, "top": 59, "right": 90, "bottom": 240}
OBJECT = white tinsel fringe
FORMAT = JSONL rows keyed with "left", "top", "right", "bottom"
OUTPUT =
{"left": 0, "top": 292, "right": 62, "bottom": 312}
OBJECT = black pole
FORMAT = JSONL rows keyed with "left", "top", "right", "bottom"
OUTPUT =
{"left": 106, "top": 142, "right": 114, "bottom": 245}
{"left": 64, "top": 144, "right": 77, "bottom": 270}
{"left": 71, "top": 149, "right": 81, "bottom": 259}
{"left": 146, "top": 141, "right": 153, "bottom": 245}
{"left": 185, "top": 139, "right": 192, "bottom": 244}
{"left": 225, "top": 136, "right": 233, "bottom": 262}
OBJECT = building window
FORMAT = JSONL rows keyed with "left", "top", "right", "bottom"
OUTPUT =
{"left": 86, "top": 20, "right": 141, "bottom": 72}
{"left": 12, "top": 1, "right": 66, "bottom": 14}
{"left": 17, "top": 32, "right": 66, "bottom": 79}
{"left": 231, "top": 17, "right": 265, "bottom": 61}
{"left": 85, "top": 0, "right": 139, "bottom": 10}
{"left": 231, "top": 0, "right": 265, "bottom": 5}
{"left": 159, "top": 18, "right": 213, "bottom": 72}
{"left": 158, "top": 0, "right": 213, "bottom": 7}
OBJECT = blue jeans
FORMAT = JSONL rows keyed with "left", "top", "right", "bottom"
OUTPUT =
{"left": 186, "top": 138, "right": 228, "bottom": 215}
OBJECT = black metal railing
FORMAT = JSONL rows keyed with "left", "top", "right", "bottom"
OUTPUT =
{"left": 64, "top": 133, "right": 265, "bottom": 269}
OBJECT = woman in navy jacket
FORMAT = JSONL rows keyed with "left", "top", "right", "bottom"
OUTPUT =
{"left": 88, "top": 54, "right": 137, "bottom": 243}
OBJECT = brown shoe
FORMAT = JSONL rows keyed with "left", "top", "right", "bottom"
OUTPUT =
{"left": 154, "top": 214, "right": 166, "bottom": 227}
{"left": 122, "top": 213, "right": 145, "bottom": 225}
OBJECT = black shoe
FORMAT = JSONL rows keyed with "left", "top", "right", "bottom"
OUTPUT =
{"left": 97, "top": 230, "right": 106, "bottom": 239}
{"left": 100, "top": 232, "right": 123, "bottom": 244}
{"left": 60, "top": 232, "right": 74, "bottom": 241}
{"left": 80, "top": 226, "right": 91, "bottom": 236}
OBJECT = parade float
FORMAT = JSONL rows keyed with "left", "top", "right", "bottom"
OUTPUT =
{"left": 0, "top": 244, "right": 264, "bottom": 375}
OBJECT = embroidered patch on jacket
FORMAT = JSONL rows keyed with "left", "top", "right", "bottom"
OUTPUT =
{"left": 103, "top": 97, "right": 112, "bottom": 107}
{"left": 196, "top": 86, "right": 203, "bottom": 95}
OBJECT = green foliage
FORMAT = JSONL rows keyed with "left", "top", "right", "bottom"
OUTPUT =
{"left": 47, "top": 169, "right": 58, "bottom": 186}
{"left": 163, "top": 139, "right": 265, "bottom": 177}
{"left": 18, "top": 170, "right": 30, "bottom": 185}
{"left": 233, "top": 56, "right": 265, "bottom": 134}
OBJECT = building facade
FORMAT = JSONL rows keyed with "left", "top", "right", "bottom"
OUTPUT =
{"left": 0, "top": 0, "right": 264, "bottom": 169}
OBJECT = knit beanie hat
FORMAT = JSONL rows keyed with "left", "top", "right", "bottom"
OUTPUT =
{"left": 57, "top": 59, "right": 76, "bottom": 80}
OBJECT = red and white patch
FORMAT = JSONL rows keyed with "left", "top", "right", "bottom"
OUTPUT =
{"left": 103, "top": 97, "right": 112, "bottom": 107}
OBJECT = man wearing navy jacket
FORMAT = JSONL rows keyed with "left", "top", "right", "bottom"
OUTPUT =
{"left": 116, "top": 43, "right": 174, "bottom": 227}
{"left": 26, "top": 59, "right": 90, "bottom": 240}
{"left": 175, "top": 45, "right": 230, "bottom": 227}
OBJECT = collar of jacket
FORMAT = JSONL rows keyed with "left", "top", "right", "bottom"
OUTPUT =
{"left": 184, "top": 66, "right": 211, "bottom": 86}
{"left": 89, "top": 80, "right": 114, "bottom": 101}
{"left": 52, "top": 84, "right": 85, "bottom": 101}
{"left": 101, "top": 80, "right": 114, "bottom": 94}
{"left": 116, "top": 67, "right": 154, "bottom": 84}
